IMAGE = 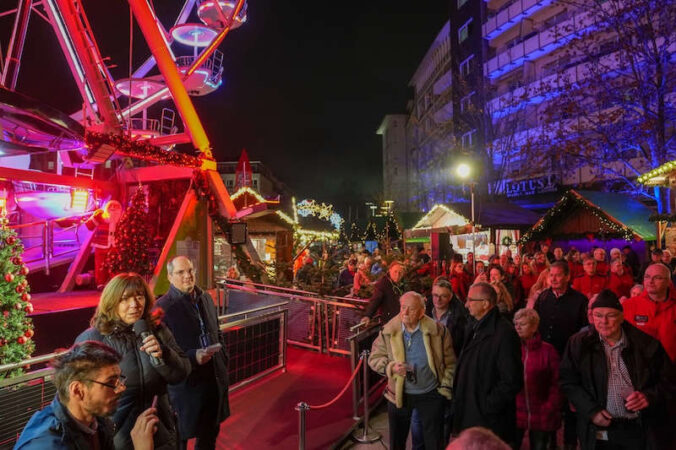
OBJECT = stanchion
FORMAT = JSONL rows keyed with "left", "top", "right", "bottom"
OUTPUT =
{"left": 352, "top": 349, "right": 381, "bottom": 443}
{"left": 296, "top": 402, "right": 309, "bottom": 450}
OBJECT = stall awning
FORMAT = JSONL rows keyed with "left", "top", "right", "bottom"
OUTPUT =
{"left": 412, "top": 205, "right": 470, "bottom": 230}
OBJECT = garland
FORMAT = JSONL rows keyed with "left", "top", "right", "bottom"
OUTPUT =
{"left": 85, "top": 131, "right": 204, "bottom": 167}
{"left": 649, "top": 213, "right": 676, "bottom": 223}
{"left": 519, "top": 191, "right": 635, "bottom": 243}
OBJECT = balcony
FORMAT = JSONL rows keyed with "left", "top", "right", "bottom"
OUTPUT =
{"left": 484, "top": 8, "right": 595, "bottom": 79}
{"left": 483, "top": 0, "right": 557, "bottom": 41}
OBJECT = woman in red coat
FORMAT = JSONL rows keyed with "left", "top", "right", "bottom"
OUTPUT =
{"left": 513, "top": 308, "right": 562, "bottom": 450}
{"left": 606, "top": 258, "right": 634, "bottom": 300}
{"left": 449, "top": 261, "right": 470, "bottom": 301}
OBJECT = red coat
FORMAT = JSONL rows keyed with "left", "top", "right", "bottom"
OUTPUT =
{"left": 623, "top": 290, "right": 676, "bottom": 362}
{"left": 571, "top": 274, "right": 605, "bottom": 299}
{"left": 568, "top": 261, "right": 584, "bottom": 279}
{"left": 519, "top": 273, "right": 538, "bottom": 298}
{"left": 595, "top": 261, "right": 609, "bottom": 276}
{"left": 606, "top": 272, "right": 633, "bottom": 299}
{"left": 450, "top": 272, "right": 470, "bottom": 301}
{"left": 516, "top": 334, "right": 562, "bottom": 431}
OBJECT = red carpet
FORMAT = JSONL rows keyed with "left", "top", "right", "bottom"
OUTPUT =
{"left": 212, "top": 346, "right": 357, "bottom": 450}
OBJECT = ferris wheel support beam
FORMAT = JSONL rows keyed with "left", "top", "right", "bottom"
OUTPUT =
{"left": 1, "top": 0, "right": 33, "bottom": 90}
{"left": 46, "top": 0, "right": 121, "bottom": 134}
{"left": 127, "top": 0, "right": 214, "bottom": 163}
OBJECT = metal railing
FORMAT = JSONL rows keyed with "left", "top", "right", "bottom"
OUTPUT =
{"left": 216, "top": 278, "right": 369, "bottom": 356}
{"left": 10, "top": 218, "right": 87, "bottom": 275}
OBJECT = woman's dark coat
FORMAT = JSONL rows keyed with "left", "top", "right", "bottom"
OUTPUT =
{"left": 76, "top": 322, "right": 190, "bottom": 450}
{"left": 155, "top": 285, "right": 230, "bottom": 439}
{"left": 559, "top": 322, "right": 676, "bottom": 450}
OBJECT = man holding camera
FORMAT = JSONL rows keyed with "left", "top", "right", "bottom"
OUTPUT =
{"left": 369, "top": 291, "right": 456, "bottom": 450}
{"left": 156, "top": 256, "right": 230, "bottom": 450}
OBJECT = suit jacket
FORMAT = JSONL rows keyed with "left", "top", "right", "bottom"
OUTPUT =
{"left": 155, "top": 285, "right": 230, "bottom": 439}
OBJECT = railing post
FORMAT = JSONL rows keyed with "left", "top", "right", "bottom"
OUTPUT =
{"left": 44, "top": 220, "right": 51, "bottom": 276}
{"left": 352, "top": 350, "right": 380, "bottom": 443}
{"left": 296, "top": 401, "right": 309, "bottom": 450}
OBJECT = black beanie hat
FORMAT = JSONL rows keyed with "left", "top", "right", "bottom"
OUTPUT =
{"left": 592, "top": 289, "right": 623, "bottom": 311}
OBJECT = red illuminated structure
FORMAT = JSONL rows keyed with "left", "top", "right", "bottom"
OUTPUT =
{"left": 0, "top": 0, "right": 248, "bottom": 293}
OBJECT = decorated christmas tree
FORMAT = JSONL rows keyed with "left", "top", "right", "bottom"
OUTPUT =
{"left": 363, "top": 221, "right": 378, "bottom": 241}
{"left": 105, "top": 188, "right": 153, "bottom": 276}
{"left": 381, "top": 214, "right": 401, "bottom": 241}
{"left": 348, "top": 223, "right": 362, "bottom": 242}
{"left": 0, "top": 214, "right": 35, "bottom": 379}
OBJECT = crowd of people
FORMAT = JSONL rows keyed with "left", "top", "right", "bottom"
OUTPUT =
{"left": 15, "top": 256, "right": 229, "bottom": 450}
{"left": 354, "top": 243, "right": 676, "bottom": 450}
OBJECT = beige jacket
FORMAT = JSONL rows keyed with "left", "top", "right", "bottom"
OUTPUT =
{"left": 368, "top": 315, "right": 456, "bottom": 408}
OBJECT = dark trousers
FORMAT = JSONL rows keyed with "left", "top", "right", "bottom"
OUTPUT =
{"left": 388, "top": 390, "right": 445, "bottom": 450}
{"left": 179, "top": 423, "right": 220, "bottom": 450}
{"left": 411, "top": 400, "right": 452, "bottom": 449}
{"left": 595, "top": 419, "right": 646, "bottom": 450}
{"left": 515, "top": 428, "right": 551, "bottom": 450}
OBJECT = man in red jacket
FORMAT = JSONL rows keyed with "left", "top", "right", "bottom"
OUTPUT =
{"left": 623, "top": 263, "right": 676, "bottom": 362}
{"left": 606, "top": 258, "right": 633, "bottom": 300}
{"left": 572, "top": 258, "right": 606, "bottom": 299}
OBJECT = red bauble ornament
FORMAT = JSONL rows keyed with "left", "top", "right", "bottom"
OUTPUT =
{"left": 0, "top": 339, "right": 5, "bottom": 347}
{"left": 15, "top": 284, "right": 24, "bottom": 293}
{"left": 19, "top": 266, "right": 29, "bottom": 276}
{"left": 17, "top": 336, "right": 26, "bottom": 344}
{"left": 24, "top": 303, "right": 33, "bottom": 313}
{"left": 4, "top": 273, "right": 14, "bottom": 283}
{"left": 22, "top": 292, "right": 31, "bottom": 302}
{"left": 24, "top": 329, "right": 34, "bottom": 338}
{"left": 5, "top": 235, "right": 16, "bottom": 245}
{"left": 14, "top": 302, "right": 22, "bottom": 310}
{"left": 2, "top": 310, "right": 8, "bottom": 317}
{"left": 11, "top": 256, "right": 22, "bottom": 265}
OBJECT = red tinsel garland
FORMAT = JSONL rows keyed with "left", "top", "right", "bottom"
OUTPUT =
{"left": 85, "top": 131, "right": 204, "bottom": 168}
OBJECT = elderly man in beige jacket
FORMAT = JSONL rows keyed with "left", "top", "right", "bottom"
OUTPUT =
{"left": 369, "top": 291, "right": 456, "bottom": 450}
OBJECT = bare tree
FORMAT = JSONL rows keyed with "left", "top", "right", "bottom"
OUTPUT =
{"left": 522, "top": 0, "right": 676, "bottom": 211}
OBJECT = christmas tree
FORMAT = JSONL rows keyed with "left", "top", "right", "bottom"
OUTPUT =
{"left": 382, "top": 214, "right": 401, "bottom": 241}
{"left": 105, "top": 188, "right": 153, "bottom": 276}
{"left": 0, "top": 214, "right": 35, "bottom": 379}
{"left": 363, "top": 221, "right": 378, "bottom": 241}
{"left": 349, "top": 223, "right": 362, "bottom": 242}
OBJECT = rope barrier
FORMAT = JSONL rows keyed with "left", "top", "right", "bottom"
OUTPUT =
{"left": 306, "top": 356, "right": 364, "bottom": 410}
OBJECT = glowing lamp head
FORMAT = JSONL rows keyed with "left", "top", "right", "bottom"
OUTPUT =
{"left": 70, "top": 189, "right": 90, "bottom": 213}
{"left": 456, "top": 163, "right": 471, "bottom": 179}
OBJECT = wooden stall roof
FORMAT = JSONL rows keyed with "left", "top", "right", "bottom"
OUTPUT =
{"left": 520, "top": 190, "right": 655, "bottom": 242}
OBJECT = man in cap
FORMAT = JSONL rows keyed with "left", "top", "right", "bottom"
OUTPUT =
{"left": 560, "top": 289, "right": 676, "bottom": 450}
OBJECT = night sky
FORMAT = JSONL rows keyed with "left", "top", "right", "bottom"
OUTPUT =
{"left": 11, "top": 0, "right": 449, "bottom": 214}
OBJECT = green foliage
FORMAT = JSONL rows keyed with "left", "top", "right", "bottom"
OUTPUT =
{"left": 0, "top": 217, "right": 35, "bottom": 379}
{"left": 105, "top": 188, "right": 153, "bottom": 276}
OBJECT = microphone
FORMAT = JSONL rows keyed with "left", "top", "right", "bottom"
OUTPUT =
{"left": 133, "top": 319, "right": 163, "bottom": 366}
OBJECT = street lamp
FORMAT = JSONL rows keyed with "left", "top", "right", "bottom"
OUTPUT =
{"left": 456, "top": 163, "right": 476, "bottom": 274}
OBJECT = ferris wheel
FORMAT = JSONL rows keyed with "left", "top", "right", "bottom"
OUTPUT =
{"left": 0, "top": 0, "right": 247, "bottom": 169}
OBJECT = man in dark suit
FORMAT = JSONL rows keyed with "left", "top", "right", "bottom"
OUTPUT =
{"left": 156, "top": 256, "right": 229, "bottom": 450}
{"left": 452, "top": 282, "right": 523, "bottom": 447}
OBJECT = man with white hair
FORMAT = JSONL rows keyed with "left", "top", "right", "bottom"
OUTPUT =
{"left": 369, "top": 291, "right": 456, "bottom": 450}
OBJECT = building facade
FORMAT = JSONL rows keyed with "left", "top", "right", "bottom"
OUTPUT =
{"left": 377, "top": 114, "right": 410, "bottom": 211}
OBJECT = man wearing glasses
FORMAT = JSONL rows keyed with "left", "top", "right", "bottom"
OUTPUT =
{"left": 622, "top": 263, "right": 676, "bottom": 362}
{"left": 560, "top": 289, "right": 675, "bottom": 450}
{"left": 156, "top": 256, "right": 230, "bottom": 450}
{"left": 451, "top": 282, "right": 523, "bottom": 447}
{"left": 15, "top": 341, "right": 158, "bottom": 450}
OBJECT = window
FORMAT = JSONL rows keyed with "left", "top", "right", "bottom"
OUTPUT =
{"left": 458, "top": 18, "right": 473, "bottom": 43}
{"left": 461, "top": 129, "right": 477, "bottom": 149}
{"left": 460, "top": 91, "right": 475, "bottom": 113}
{"left": 459, "top": 54, "right": 474, "bottom": 78}
{"left": 226, "top": 179, "right": 234, "bottom": 188}
{"left": 253, "top": 179, "right": 259, "bottom": 189}
{"left": 457, "top": 0, "right": 469, "bottom": 8}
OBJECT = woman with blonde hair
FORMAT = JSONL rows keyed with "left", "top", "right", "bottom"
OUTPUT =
{"left": 76, "top": 273, "right": 190, "bottom": 450}
{"left": 526, "top": 268, "right": 550, "bottom": 309}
